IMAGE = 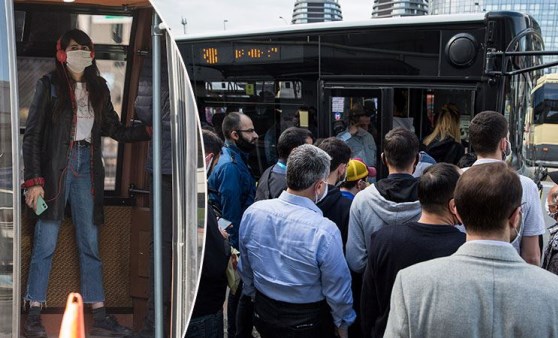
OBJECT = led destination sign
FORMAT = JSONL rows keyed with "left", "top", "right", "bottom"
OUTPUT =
{"left": 198, "top": 44, "right": 303, "bottom": 65}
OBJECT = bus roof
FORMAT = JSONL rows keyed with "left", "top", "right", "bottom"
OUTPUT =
{"left": 14, "top": 0, "right": 150, "bottom": 7}
{"left": 533, "top": 74, "right": 558, "bottom": 90}
{"left": 176, "top": 12, "right": 489, "bottom": 42}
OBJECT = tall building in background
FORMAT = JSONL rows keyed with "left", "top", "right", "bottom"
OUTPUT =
{"left": 430, "top": 0, "right": 557, "bottom": 73}
{"left": 291, "top": 0, "right": 343, "bottom": 24}
{"left": 371, "top": 0, "right": 429, "bottom": 18}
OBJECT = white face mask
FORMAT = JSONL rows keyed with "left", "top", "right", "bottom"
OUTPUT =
{"left": 502, "top": 139, "right": 512, "bottom": 160}
{"left": 315, "top": 181, "right": 328, "bottom": 204}
{"left": 66, "top": 50, "right": 93, "bottom": 73}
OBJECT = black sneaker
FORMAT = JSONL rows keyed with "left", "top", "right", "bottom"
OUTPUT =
{"left": 22, "top": 315, "right": 47, "bottom": 338}
{"left": 90, "top": 314, "right": 133, "bottom": 337}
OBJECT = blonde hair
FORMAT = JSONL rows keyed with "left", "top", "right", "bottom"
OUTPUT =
{"left": 424, "top": 104, "right": 461, "bottom": 146}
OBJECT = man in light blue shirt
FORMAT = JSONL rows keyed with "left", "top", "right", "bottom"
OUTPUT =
{"left": 337, "top": 105, "right": 377, "bottom": 167}
{"left": 238, "top": 144, "right": 356, "bottom": 338}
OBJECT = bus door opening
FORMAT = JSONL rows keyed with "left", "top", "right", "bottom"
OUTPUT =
{"left": 324, "top": 85, "right": 477, "bottom": 177}
{"left": 323, "top": 86, "right": 392, "bottom": 178}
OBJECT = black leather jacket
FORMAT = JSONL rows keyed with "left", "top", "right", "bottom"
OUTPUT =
{"left": 23, "top": 72, "right": 150, "bottom": 225}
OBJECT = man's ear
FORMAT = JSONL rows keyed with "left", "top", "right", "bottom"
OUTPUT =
{"left": 381, "top": 152, "right": 386, "bottom": 166}
{"left": 509, "top": 206, "right": 521, "bottom": 230}
{"left": 451, "top": 200, "right": 464, "bottom": 224}
{"left": 230, "top": 130, "right": 239, "bottom": 141}
{"left": 449, "top": 199, "right": 458, "bottom": 216}
{"left": 337, "top": 163, "right": 347, "bottom": 177}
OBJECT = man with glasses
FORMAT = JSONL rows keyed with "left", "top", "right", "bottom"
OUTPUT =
{"left": 208, "top": 111, "right": 258, "bottom": 338}
{"left": 209, "top": 111, "right": 258, "bottom": 249}
{"left": 238, "top": 144, "right": 355, "bottom": 338}
{"left": 385, "top": 162, "right": 558, "bottom": 337}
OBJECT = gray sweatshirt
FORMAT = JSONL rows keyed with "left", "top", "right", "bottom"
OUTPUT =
{"left": 346, "top": 184, "right": 421, "bottom": 273}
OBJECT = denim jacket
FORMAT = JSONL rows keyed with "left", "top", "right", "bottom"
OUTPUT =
{"left": 208, "top": 141, "right": 256, "bottom": 248}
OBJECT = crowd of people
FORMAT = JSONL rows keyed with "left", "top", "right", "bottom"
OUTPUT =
{"left": 20, "top": 27, "right": 558, "bottom": 338}
{"left": 203, "top": 109, "right": 558, "bottom": 338}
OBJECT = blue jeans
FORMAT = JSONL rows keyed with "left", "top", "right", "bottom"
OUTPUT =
{"left": 186, "top": 310, "right": 224, "bottom": 338}
{"left": 25, "top": 145, "right": 105, "bottom": 303}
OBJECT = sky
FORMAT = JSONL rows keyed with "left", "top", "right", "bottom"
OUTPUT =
{"left": 152, "top": 0, "right": 373, "bottom": 36}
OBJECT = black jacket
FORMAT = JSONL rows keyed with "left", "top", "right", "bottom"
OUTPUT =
{"left": 254, "top": 164, "right": 287, "bottom": 202}
{"left": 192, "top": 207, "right": 230, "bottom": 317}
{"left": 425, "top": 137, "right": 465, "bottom": 165}
{"left": 361, "top": 222, "right": 465, "bottom": 338}
{"left": 317, "top": 184, "right": 352, "bottom": 250}
{"left": 135, "top": 55, "right": 172, "bottom": 174}
{"left": 23, "top": 72, "right": 150, "bottom": 225}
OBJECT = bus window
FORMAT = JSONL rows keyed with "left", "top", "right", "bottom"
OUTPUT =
{"left": 527, "top": 75, "right": 558, "bottom": 166}
{"left": 16, "top": 9, "right": 132, "bottom": 190}
{"left": 195, "top": 79, "right": 305, "bottom": 176}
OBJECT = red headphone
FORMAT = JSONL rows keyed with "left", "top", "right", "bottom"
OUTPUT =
{"left": 56, "top": 37, "right": 95, "bottom": 63}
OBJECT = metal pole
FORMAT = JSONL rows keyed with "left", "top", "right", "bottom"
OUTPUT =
{"left": 181, "top": 17, "right": 187, "bottom": 34}
{"left": 152, "top": 12, "right": 164, "bottom": 338}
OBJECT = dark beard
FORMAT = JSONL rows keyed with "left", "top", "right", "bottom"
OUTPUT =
{"left": 236, "top": 134, "right": 256, "bottom": 153}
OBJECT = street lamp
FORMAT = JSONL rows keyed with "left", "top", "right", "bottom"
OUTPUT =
{"left": 181, "top": 17, "right": 187, "bottom": 34}
{"left": 223, "top": 19, "right": 228, "bottom": 31}
{"left": 279, "top": 16, "right": 288, "bottom": 25}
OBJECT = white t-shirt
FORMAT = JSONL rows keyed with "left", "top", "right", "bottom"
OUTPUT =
{"left": 462, "top": 158, "right": 546, "bottom": 253}
{"left": 74, "top": 82, "right": 94, "bottom": 142}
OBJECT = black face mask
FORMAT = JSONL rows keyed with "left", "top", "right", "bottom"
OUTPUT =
{"left": 236, "top": 133, "right": 256, "bottom": 153}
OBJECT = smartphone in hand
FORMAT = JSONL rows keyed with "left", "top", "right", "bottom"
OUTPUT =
{"left": 217, "top": 217, "right": 232, "bottom": 231}
{"left": 35, "top": 195, "right": 48, "bottom": 215}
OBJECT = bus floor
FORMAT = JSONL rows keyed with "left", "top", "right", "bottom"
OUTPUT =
{"left": 19, "top": 313, "right": 133, "bottom": 337}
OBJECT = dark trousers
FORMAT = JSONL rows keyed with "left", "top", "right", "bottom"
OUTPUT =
{"left": 186, "top": 310, "right": 224, "bottom": 338}
{"left": 351, "top": 271, "right": 363, "bottom": 338}
{"left": 228, "top": 281, "right": 255, "bottom": 338}
{"left": 235, "top": 292, "right": 255, "bottom": 338}
{"left": 253, "top": 291, "right": 334, "bottom": 338}
{"left": 144, "top": 174, "right": 174, "bottom": 332}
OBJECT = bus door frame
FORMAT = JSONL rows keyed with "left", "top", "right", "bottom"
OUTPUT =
{"left": 320, "top": 81, "right": 394, "bottom": 178}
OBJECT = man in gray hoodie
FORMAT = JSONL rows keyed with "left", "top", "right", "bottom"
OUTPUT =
{"left": 346, "top": 128, "right": 422, "bottom": 273}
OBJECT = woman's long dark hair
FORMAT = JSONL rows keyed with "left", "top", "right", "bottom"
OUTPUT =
{"left": 53, "top": 29, "right": 107, "bottom": 123}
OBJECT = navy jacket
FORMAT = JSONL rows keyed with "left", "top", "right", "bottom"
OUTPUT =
{"left": 208, "top": 141, "right": 256, "bottom": 248}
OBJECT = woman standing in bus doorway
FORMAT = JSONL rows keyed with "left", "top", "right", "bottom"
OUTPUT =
{"left": 422, "top": 103, "right": 465, "bottom": 165}
{"left": 22, "top": 29, "right": 151, "bottom": 338}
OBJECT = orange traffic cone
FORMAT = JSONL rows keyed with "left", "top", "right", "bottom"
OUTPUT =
{"left": 59, "top": 292, "right": 85, "bottom": 338}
